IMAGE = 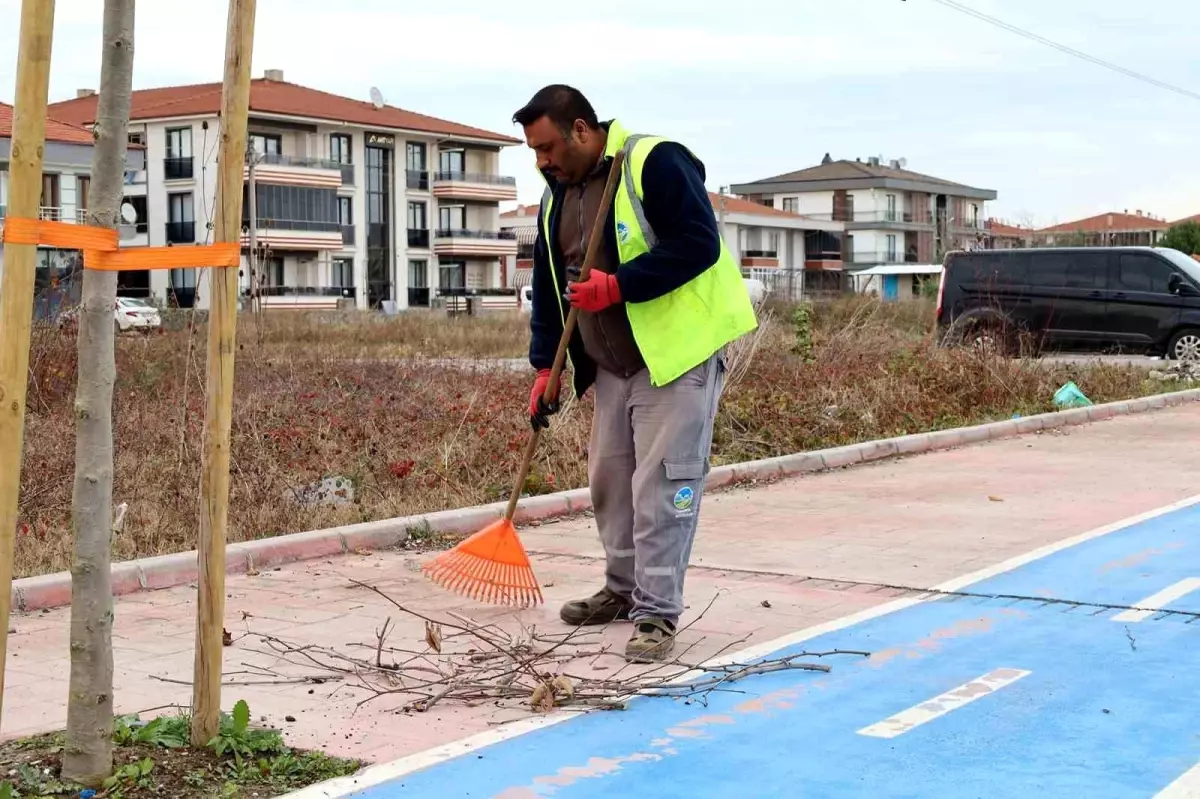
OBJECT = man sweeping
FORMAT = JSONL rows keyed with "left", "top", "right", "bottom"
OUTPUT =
{"left": 513, "top": 85, "right": 757, "bottom": 662}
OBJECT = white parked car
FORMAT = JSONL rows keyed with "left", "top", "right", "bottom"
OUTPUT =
{"left": 114, "top": 297, "right": 161, "bottom": 332}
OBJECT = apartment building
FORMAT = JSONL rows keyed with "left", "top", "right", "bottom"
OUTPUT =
{"left": 47, "top": 70, "right": 521, "bottom": 311}
{"left": 729, "top": 154, "right": 997, "bottom": 271}
{"left": 0, "top": 102, "right": 151, "bottom": 312}
{"left": 499, "top": 191, "right": 846, "bottom": 300}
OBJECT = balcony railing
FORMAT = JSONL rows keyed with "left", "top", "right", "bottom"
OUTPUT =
{"left": 406, "top": 170, "right": 430, "bottom": 190}
{"left": 242, "top": 217, "right": 343, "bottom": 233}
{"left": 847, "top": 250, "right": 919, "bottom": 265}
{"left": 164, "top": 157, "right": 194, "bottom": 181}
{"left": 803, "top": 210, "right": 935, "bottom": 225}
{"left": 165, "top": 221, "right": 196, "bottom": 244}
{"left": 247, "top": 285, "right": 356, "bottom": 299}
{"left": 435, "top": 228, "right": 517, "bottom": 241}
{"left": 433, "top": 171, "right": 517, "bottom": 187}
{"left": 408, "top": 228, "right": 430, "bottom": 248}
{"left": 39, "top": 207, "right": 63, "bottom": 221}
{"left": 254, "top": 152, "right": 343, "bottom": 171}
{"left": 75, "top": 209, "right": 89, "bottom": 224}
{"left": 408, "top": 288, "right": 431, "bottom": 307}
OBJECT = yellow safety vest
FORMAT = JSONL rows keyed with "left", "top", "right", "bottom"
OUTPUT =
{"left": 539, "top": 120, "right": 758, "bottom": 387}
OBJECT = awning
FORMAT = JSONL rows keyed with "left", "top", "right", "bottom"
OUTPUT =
{"left": 854, "top": 263, "right": 943, "bottom": 276}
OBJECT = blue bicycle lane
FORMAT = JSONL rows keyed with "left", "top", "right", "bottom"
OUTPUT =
{"left": 345, "top": 500, "right": 1200, "bottom": 799}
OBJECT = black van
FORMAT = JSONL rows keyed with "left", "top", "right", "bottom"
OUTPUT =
{"left": 935, "top": 246, "right": 1200, "bottom": 359}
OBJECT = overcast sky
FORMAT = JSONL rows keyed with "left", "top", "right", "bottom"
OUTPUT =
{"left": 1, "top": 0, "right": 1196, "bottom": 227}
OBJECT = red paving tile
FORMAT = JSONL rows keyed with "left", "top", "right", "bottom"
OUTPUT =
{"left": 5, "top": 406, "right": 1200, "bottom": 765}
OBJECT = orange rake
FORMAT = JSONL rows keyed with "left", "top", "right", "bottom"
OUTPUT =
{"left": 423, "top": 150, "right": 627, "bottom": 607}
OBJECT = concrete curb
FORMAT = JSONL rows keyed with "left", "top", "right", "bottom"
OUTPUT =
{"left": 14, "top": 386, "right": 1200, "bottom": 613}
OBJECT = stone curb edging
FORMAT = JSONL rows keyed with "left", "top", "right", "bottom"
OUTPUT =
{"left": 14, "top": 386, "right": 1200, "bottom": 613}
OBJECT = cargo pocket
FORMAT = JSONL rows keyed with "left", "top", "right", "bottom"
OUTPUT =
{"left": 663, "top": 458, "right": 707, "bottom": 520}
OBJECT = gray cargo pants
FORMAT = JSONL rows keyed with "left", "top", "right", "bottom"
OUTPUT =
{"left": 587, "top": 352, "right": 726, "bottom": 625}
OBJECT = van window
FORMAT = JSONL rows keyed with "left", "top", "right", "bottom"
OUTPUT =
{"left": 1118, "top": 253, "right": 1176, "bottom": 293}
{"left": 1029, "top": 251, "right": 1107, "bottom": 289}
{"left": 951, "top": 252, "right": 1028, "bottom": 284}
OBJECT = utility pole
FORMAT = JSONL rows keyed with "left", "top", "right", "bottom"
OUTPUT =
{"left": 0, "top": 0, "right": 56, "bottom": 727}
{"left": 192, "top": 0, "right": 255, "bottom": 748}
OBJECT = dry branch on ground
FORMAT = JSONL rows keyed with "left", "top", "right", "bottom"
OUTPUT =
{"left": 191, "top": 581, "right": 871, "bottom": 717}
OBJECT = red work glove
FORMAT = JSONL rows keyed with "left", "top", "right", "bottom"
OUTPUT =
{"left": 566, "top": 270, "right": 621, "bottom": 313}
{"left": 529, "top": 368, "right": 560, "bottom": 431}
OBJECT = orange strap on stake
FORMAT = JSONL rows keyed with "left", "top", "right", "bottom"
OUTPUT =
{"left": 1, "top": 216, "right": 240, "bottom": 272}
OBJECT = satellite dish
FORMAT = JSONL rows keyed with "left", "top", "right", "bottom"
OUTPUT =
{"left": 369, "top": 86, "right": 384, "bottom": 109}
{"left": 120, "top": 202, "right": 137, "bottom": 224}
{"left": 897, "top": 158, "right": 907, "bottom": 169}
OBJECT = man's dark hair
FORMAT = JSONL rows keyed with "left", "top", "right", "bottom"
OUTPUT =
{"left": 512, "top": 85, "right": 599, "bottom": 135}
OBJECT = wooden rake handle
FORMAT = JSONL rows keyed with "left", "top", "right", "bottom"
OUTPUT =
{"left": 504, "top": 149, "right": 627, "bottom": 522}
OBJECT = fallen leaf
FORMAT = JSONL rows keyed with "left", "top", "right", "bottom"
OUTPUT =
{"left": 761, "top": 600, "right": 772, "bottom": 608}
{"left": 988, "top": 496, "right": 1004, "bottom": 502}
{"left": 530, "top": 681, "right": 554, "bottom": 712}
{"left": 222, "top": 628, "right": 233, "bottom": 646}
{"left": 551, "top": 675, "right": 575, "bottom": 700}
{"left": 424, "top": 620, "right": 443, "bottom": 654}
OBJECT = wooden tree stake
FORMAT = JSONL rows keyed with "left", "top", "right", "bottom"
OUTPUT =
{"left": 0, "top": 0, "right": 56, "bottom": 726}
{"left": 191, "top": 0, "right": 255, "bottom": 747}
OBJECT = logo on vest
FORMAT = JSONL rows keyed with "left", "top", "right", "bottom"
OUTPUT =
{"left": 616, "top": 221, "right": 630, "bottom": 244}
{"left": 673, "top": 486, "right": 694, "bottom": 512}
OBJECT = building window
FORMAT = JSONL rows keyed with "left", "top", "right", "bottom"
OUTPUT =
{"left": 165, "top": 127, "right": 193, "bottom": 180}
{"left": 166, "top": 127, "right": 192, "bottom": 159}
{"left": 438, "top": 149, "right": 465, "bottom": 176}
{"left": 886, "top": 194, "right": 897, "bottom": 222}
{"left": 127, "top": 131, "right": 145, "bottom": 146}
{"left": 886, "top": 234, "right": 898, "bottom": 262}
{"left": 167, "top": 192, "right": 195, "bottom": 244}
{"left": 40, "top": 174, "right": 60, "bottom": 211}
{"left": 782, "top": 197, "right": 797, "bottom": 213}
{"left": 406, "top": 142, "right": 428, "bottom": 190}
{"left": 408, "top": 201, "right": 427, "bottom": 229}
{"left": 438, "top": 204, "right": 466, "bottom": 232}
{"left": 439, "top": 260, "right": 466, "bottom": 290}
{"left": 249, "top": 133, "right": 282, "bottom": 156}
{"left": 366, "top": 142, "right": 393, "bottom": 307}
{"left": 332, "top": 257, "right": 354, "bottom": 288}
{"left": 329, "top": 134, "right": 352, "bottom": 164}
{"left": 337, "top": 196, "right": 352, "bottom": 226}
{"left": 408, "top": 259, "right": 429, "bottom": 307}
{"left": 76, "top": 176, "right": 90, "bottom": 213}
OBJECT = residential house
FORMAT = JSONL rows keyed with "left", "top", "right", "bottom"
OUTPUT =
{"left": 1035, "top": 210, "right": 1169, "bottom": 248}
{"left": 729, "top": 154, "right": 997, "bottom": 274}
{"left": 983, "top": 219, "right": 1035, "bottom": 249}
{"left": 499, "top": 192, "right": 846, "bottom": 300}
{"left": 48, "top": 69, "right": 521, "bottom": 311}
{"left": 0, "top": 101, "right": 149, "bottom": 314}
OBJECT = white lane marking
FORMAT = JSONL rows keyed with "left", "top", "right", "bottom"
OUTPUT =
{"left": 1112, "top": 577, "right": 1200, "bottom": 623}
{"left": 1156, "top": 761, "right": 1200, "bottom": 798}
{"left": 857, "top": 668, "right": 1031, "bottom": 739}
{"left": 282, "top": 492, "right": 1200, "bottom": 799}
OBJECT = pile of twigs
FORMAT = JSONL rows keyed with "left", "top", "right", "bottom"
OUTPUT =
{"left": 219, "top": 580, "right": 870, "bottom": 716}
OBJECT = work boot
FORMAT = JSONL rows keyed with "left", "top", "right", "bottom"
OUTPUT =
{"left": 624, "top": 617, "right": 676, "bottom": 663}
{"left": 559, "top": 587, "right": 632, "bottom": 626}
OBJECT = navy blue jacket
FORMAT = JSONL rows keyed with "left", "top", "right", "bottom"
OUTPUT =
{"left": 529, "top": 123, "right": 721, "bottom": 398}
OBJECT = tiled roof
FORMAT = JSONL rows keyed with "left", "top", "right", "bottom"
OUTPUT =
{"left": 0, "top": 101, "right": 95, "bottom": 145}
{"left": 47, "top": 77, "right": 520, "bottom": 144}
{"left": 742, "top": 158, "right": 982, "bottom": 192}
{"left": 1171, "top": 214, "right": 1200, "bottom": 226}
{"left": 985, "top": 219, "right": 1034, "bottom": 237}
{"left": 709, "top": 192, "right": 808, "bottom": 219}
{"left": 500, "top": 203, "right": 540, "bottom": 219}
{"left": 1038, "top": 212, "right": 1170, "bottom": 234}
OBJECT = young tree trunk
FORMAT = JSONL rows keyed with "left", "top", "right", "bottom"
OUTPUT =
{"left": 62, "top": 0, "right": 135, "bottom": 786}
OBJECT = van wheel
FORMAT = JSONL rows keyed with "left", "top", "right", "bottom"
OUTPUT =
{"left": 1167, "top": 329, "right": 1200, "bottom": 361}
{"left": 962, "top": 318, "right": 1015, "bottom": 357}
